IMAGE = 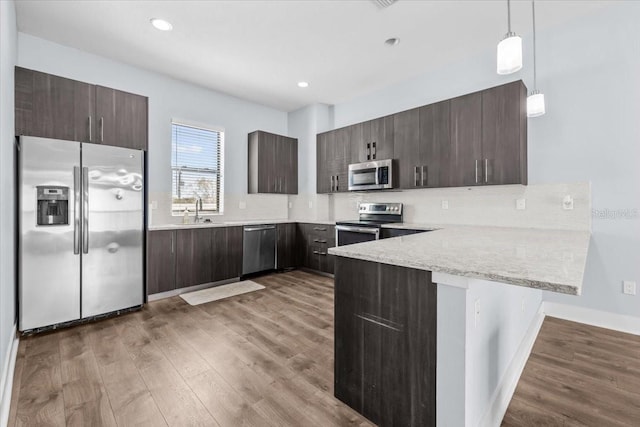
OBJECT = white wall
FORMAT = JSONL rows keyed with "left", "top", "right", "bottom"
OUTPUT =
{"left": 436, "top": 277, "right": 543, "bottom": 427}
{"left": 287, "top": 103, "right": 333, "bottom": 221}
{"left": 0, "top": 0, "right": 17, "bottom": 418}
{"left": 17, "top": 33, "right": 291, "bottom": 226}
{"left": 320, "top": 3, "right": 640, "bottom": 319}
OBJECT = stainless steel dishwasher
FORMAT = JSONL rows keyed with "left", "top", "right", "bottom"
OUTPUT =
{"left": 242, "top": 224, "right": 277, "bottom": 275}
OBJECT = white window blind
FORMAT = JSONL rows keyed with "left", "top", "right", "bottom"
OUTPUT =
{"left": 171, "top": 122, "right": 222, "bottom": 214}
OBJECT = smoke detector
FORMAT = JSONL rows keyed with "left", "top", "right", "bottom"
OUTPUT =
{"left": 371, "top": 0, "right": 398, "bottom": 9}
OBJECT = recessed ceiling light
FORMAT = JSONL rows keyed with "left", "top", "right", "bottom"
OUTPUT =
{"left": 385, "top": 38, "right": 400, "bottom": 46}
{"left": 150, "top": 18, "right": 173, "bottom": 31}
{"left": 297, "top": 81, "right": 309, "bottom": 88}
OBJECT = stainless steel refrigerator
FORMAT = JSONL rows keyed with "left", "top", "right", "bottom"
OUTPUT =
{"left": 19, "top": 136, "right": 144, "bottom": 331}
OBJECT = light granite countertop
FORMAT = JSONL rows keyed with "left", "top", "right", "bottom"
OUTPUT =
{"left": 329, "top": 225, "right": 591, "bottom": 295}
{"left": 148, "top": 219, "right": 337, "bottom": 231}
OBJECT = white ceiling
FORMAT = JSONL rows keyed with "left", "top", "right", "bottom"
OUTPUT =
{"left": 15, "top": 0, "right": 611, "bottom": 112}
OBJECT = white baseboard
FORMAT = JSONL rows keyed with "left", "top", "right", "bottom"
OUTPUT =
{"left": 543, "top": 302, "right": 640, "bottom": 336}
{"left": 0, "top": 323, "right": 19, "bottom": 427}
{"left": 480, "top": 309, "right": 545, "bottom": 427}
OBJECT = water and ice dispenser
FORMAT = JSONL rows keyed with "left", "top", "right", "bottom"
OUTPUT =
{"left": 36, "top": 186, "right": 69, "bottom": 226}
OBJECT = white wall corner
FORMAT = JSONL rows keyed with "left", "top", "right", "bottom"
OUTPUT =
{"left": 478, "top": 307, "right": 545, "bottom": 427}
{"left": 0, "top": 324, "right": 19, "bottom": 427}
{"left": 542, "top": 301, "right": 640, "bottom": 336}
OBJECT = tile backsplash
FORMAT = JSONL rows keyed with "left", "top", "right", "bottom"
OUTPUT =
{"left": 150, "top": 182, "right": 591, "bottom": 231}
{"left": 291, "top": 182, "right": 591, "bottom": 231}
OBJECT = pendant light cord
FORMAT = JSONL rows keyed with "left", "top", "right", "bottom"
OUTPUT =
{"left": 532, "top": 0, "right": 537, "bottom": 90}
{"left": 507, "top": 0, "right": 512, "bottom": 33}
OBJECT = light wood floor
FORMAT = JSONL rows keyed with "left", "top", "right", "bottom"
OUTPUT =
{"left": 502, "top": 316, "right": 640, "bottom": 426}
{"left": 7, "top": 270, "right": 373, "bottom": 427}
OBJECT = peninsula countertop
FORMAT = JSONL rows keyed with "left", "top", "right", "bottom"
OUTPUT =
{"left": 328, "top": 225, "right": 591, "bottom": 295}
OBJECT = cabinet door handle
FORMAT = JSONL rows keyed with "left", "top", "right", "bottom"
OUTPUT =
{"left": 318, "top": 252, "right": 327, "bottom": 256}
{"left": 330, "top": 175, "right": 334, "bottom": 192}
{"left": 313, "top": 227, "right": 327, "bottom": 232}
{"left": 475, "top": 160, "right": 480, "bottom": 184}
{"left": 484, "top": 158, "right": 489, "bottom": 183}
{"left": 371, "top": 142, "right": 376, "bottom": 159}
{"left": 366, "top": 143, "right": 371, "bottom": 160}
{"left": 422, "top": 165, "right": 428, "bottom": 186}
{"left": 88, "top": 116, "right": 92, "bottom": 142}
{"left": 312, "top": 250, "right": 320, "bottom": 255}
{"left": 99, "top": 117, "right": 104, "bottom": 142}
{"left": 170, "top": 233, "right": 174, "bottom": 254}
{"left": 313, "top": 239, "right": 327, "bottom": 243}
{"left": 335, "top": 175, "right": 339, "bottom": 191}
{"left": 414, "top": 166, "right": 420, "bottom": 187}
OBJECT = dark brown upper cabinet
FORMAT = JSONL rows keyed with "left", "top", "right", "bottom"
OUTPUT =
{"left": 317, "top": 128, "right": 349, "bottom": 193}
{"left": 393, "top": 108, "right": 420, "bottom": 189}
{"left": 95, "top": 86, "right": 148, "bottom": 150}
{"left": 248, "top": 130, "right": 298, "bottom": 194}
{"left": 316, "top": 80, "right": 527, "bottom": 193}
{"left": 351, "top": 116, "right": 394, "bottom": 163}
{"left": 481, "top": 80, "right": 527, "bottom": 185}
{"left": 15, "top": 67, "right": 94, "bottom": 143}
{"left": 450, "top": 91, "right": 483, "bottom": 187}
{"left": 15, "top": 67, "right": 148, "bottom": 150}
{"left": 450, "top": 80, "right": 527, "bottom": 187}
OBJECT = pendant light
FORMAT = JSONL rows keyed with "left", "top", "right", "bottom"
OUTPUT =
{"left": 527, "top": 0, "right": 546, "bottom": 117}
{"left": 497, "top": 0, "right": 523, "bottom": 75}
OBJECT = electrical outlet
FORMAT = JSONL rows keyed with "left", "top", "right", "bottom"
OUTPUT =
{"left": 516, "top": 198, "right": 526, "bottom": 210}
{"left": 563, "top": 195, "right": 574, "bottom": 210}
{"left": 308, "top": 201, "right": 313, "bottom": 209}
{"left": 239, "top": 201, "right": 246, "bottom": 210}
{"left": 288, "top": 202, "right": 292, "bottom": 209}
{"left": 442, "top": 200, "right": 449, "bottom": 210}
{"left": 474, "top": 299, "right": 480, "bottom": 328}
{"left": 623, "top": 281, "right": 636, "bottom": 295}
{"left": 150, "top": 200, "right": 158, "bottom": 210}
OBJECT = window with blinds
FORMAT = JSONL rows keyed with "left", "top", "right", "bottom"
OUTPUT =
{"left": 171, "top": 122, "right": 223, "bottom": 214}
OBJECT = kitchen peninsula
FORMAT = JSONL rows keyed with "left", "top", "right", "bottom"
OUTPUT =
{"left": 329, "top": 225, "right": 591, "bottom": 426}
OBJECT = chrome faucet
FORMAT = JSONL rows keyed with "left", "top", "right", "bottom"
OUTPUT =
{"left": 194, "top": 198, "right": 203, "bottom": 223}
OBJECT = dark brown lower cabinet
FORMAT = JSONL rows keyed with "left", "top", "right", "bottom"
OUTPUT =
{"left": 211, "top": 226, "right": 243, "bottom": 281}
{"left": 176, "top": 228, "right": 213, "bottom": 288}
{"left": 334, "top": 257, "right": 437, "bottom": 427}
{"left": 146, "top": 230, "right": 176, "bottom": 294}
{"left": 277, "top": 223, "right": 297, "bottom": 269}
{"left": 297, "top": 223, "right": 335, "bottom": 274}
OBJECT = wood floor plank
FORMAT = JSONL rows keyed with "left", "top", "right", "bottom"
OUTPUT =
{"left": 503, "top": 316, "right": 640, "bottom": 426}
{"left": 8, "top": 271, "right": 375, "bottom": 427}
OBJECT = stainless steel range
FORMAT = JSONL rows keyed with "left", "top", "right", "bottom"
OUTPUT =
{"left": 335, "top": 202, "right": 403, "bottom": 246}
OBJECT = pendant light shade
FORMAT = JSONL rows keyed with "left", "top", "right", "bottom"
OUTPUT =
{"left": 497, "top": 33, "right": 523, "bottom": 75}
{"left": 497, "top": 0, "right": 522, "bottom": 75}
{"left": 526, "top": 0, "right": 546, "bottom": 117}
{"left": 527, "top": 90, "right": 545, "bottom": 117}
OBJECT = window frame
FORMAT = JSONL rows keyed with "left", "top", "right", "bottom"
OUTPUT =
{"left": 170, "top": 119, "right": 225, "bottom": 216}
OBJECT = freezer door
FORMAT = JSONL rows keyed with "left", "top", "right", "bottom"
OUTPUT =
{"left": 81, "top": 143, "right": 144, "bottom": 317}
{"left": 19, "top": 136, "right": 81, "bottom": 331}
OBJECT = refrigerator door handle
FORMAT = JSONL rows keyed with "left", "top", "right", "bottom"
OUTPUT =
{"left": 73, "top": 166, "right": 81, "bottom": 255}
{"left": 82, "top": 166, "right": 89, "bottom": 254}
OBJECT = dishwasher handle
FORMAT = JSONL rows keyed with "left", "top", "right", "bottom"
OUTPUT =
{"left": 244, "top": 225, "right": 276, "bottom": 232}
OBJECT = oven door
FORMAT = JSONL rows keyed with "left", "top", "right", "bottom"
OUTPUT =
{"left": 336, "top": 225, "right": 380, "bottom": 246}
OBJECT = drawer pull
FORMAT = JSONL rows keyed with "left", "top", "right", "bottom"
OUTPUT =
{"left": 313, "top": 227, "right": 327, "bottom": 231}
{"left": 313, "top": 239, "right": 327, "bottom": 243}
{"left": 355, "top": 313, "right": 402, "bottom": 332}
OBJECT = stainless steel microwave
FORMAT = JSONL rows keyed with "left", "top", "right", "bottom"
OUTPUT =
{"left": 348, "top": 159, "right": 394, "bottom": 191}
